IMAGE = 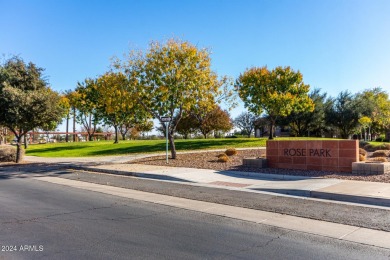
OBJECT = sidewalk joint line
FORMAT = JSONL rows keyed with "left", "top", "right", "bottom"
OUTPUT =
{"left": 338, "top": 227, "right": 361, "bottom": 239}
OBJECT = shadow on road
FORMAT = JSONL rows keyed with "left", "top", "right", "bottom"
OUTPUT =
{"left": 0, "top": 163, "right": 72, "bottom": 180}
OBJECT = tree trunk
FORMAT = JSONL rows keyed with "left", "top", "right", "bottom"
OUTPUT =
{"left": 16, "top": 136, "right": 22, "bottom": 163}
{"left": 65, "top": 112, "right": 69, "bottom": 142}
{"left": 268, "top": 122, "right": 274, "bottom": 140}
{"left": 341, "top": 128, "right": 349, "bottom": 139}
{"left": 114, "top": 125, "right": 119, "bottom": 144}
{"left": 368, "top": 126, "right": 371, "bottom": 141}
{"left": 72, "top": 107, "right": 76, "bottom": 142}
{"left": 88, "top": 114, "right": 92, "bottom": 141}
{"left": 24, "top": 134, "right": 28, "bottom": 149}
{"left": 168, "top": 133, "right": 177, "bottom": 159}
{"left": 121, "top": 133, "right": 126, "bottom": 140}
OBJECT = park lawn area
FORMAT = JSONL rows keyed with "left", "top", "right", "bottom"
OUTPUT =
{"left": 25, "top": 137, "right": 332, "bottom": 157}
{"left": 364, "top": 141, "right": 390, "bottom": 151}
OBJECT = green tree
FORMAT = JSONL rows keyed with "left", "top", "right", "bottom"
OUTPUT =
{"left": 118, "top": 39, "right": 223, "bottom": 158}
{"left": 325, "top": 91, "right": 362, "bottom": 139}
{"left": 62, "top": 90, "right": 78, "bottom": 142}
{"left": 0, "top": 126, "right": 6, "bottom": 144}
{"left": 236, "top": 66, "right": 314, "bottom": 139}
{"left": 73, "top": 78, "right": 101, "bottom": 141}
{"left": 278, "top": 88, "right": 328, "bottom": 137}
{"left": 355, "top": 87, "right": 390, "bottom": 137}
{"left": 233, "top": 112, "right": 257, "bottom": 138}
{"left": 358, "top": 116, "right": 372, "bottom": 140}
{"left": 0, "top": 57, "right": 65, "bottom": 162}
{"left": 119, "top": 120, "right": 153, "bottom": 140}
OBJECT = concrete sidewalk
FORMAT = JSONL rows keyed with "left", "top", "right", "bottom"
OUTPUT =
{"left": 75, "top": 163, "right": 390, "bottom": 207}
{"left": 24, "top": 153, "right": 390, "bottom": 208}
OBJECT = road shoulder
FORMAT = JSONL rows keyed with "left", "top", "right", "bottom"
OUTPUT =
{"left": 55, "top": 170, "right": 390, "bottom": 232}
{"left": 36, "top": 175, "right": 390, "bottom": 250}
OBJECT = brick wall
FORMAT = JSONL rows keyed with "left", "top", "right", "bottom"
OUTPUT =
{"left": 266, "top": 140, "right": 359, "bottom": 172}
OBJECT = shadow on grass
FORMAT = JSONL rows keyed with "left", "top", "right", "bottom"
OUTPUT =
{"left": 174, "top": 139, "right": 266, "bottom": 150}
{"left": 89, "top": 139, "right": 265, "bottom": 156}
{"left": 88, "top": 144, "right": 166, "bottom": 156}
{"left": 26, "top": 144, "right": 93, "bottom": 154}
{"left": 26, "top": 138, "right": 267, "bottom": 157}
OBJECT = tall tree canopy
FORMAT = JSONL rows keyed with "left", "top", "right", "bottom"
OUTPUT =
{"left": 236, "top": 66, "right": 314, "bottom": 139}
{"left": 325, "top": 91, "right": 362, "bottom": 139}
{"left": 355, "top": 87, "right": 390, "bottom": 136}
{"left": 278, "top": 88, "right": 328, "bottom": 137}
{"left": 95, "top": 72, "right": 151, "bottom": 143}
{"left": 117, "top": 39, "right": 224, "bottom": 158}
{"left": 73, "top": 78, "right": 102, "bottom": 141}
{"left": 0, "top": 57, "right": 65, "bottom": 162}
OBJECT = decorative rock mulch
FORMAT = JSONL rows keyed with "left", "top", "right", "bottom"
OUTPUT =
{"left": 130, "top": 149, "right": 390, "bottom": 183}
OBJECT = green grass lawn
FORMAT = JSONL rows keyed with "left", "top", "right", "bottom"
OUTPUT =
{"left": 25, "top": 137, "right": 337, "bottom": 157}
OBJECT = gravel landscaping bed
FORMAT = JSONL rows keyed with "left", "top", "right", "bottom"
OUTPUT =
{"left": 130, "top": 149, "right": 390, "bottom": 183}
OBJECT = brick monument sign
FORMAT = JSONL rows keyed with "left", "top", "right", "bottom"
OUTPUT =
{"left": 266, "top": 140, "right": 359, "bottom": 172}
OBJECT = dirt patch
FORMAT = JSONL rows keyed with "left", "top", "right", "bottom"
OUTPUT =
{"left": 130, "top": 149, "right": 390, "bottom": 183}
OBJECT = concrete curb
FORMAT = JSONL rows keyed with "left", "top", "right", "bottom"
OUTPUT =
{"left": 70, "top": 165, "right": 195, "bottom": 183}
{"left": 213, "top": 169, "right": 323, "bottom": 181}
{"left": 310, "top": 191, "right": 390, "bottom": 207}
{"left": 71, "top": 165, "right": 321, "bottom": 181}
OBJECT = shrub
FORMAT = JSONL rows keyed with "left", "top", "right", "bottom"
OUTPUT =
{"left": 372, "top": 150, "right": 390, "bottom": 157}
{"left": 225, "top": 148, "right": 238, "bottom": 156}
{"left": 217, "top": 154, "right": 230, "bottom": 162}
{"left": 363, "top": 144, "right": 375, "bottom": 152}
{"left": 0, "top": 145, "right": 22, "bottom": 162}
{"left": 216, "top": 153, "right": 227, "bottom": 158}
{"left": 359, "top": 148, "right": 367, "bottom": 156}
{"left": 375, "top": 135, "right": 385, "bottom": 142}
{"left": 359, "top": 140, "right": 369, "bottom": 148}
{"left": 368, "top": 157, "right": 388, "bottom": 163}
{"left": 359, "top": 154, "right": 366, "bottom": 162}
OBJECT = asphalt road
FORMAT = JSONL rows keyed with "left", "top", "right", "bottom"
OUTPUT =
{"left": 1, "top": 170, "right": 390, "bottom": 259}
{"left": 61, "top": 169, "right": 390, "bottom": 232}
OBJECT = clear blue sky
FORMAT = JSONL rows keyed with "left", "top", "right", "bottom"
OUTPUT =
{"left": 1, "top": 0, "right": 390, "bottom": 125}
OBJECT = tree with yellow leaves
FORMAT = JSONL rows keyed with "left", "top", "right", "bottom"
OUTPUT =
{"left": 236, "top": 66, "right": 314, "bottom": 139}
{"left": 358, "top": 116, "right": 372, "bottom": 141}
{"left": 356, "top": 87, "right": 390, "bottom": 139}
{"left": 117, "top": 39, "right": 224, "bottom": 158}
{"left": 95, "top": 72, "right": 151, "bottom": 143}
